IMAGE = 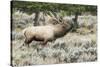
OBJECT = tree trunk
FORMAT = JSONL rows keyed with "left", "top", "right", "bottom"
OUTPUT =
{"left": 74, "top": 12, "right": 78, "bottom": 28}
{"left": 34, "top": 11, "right": 40, "bottom": 26}
{"left": 72, "top": 12, "right": 79, "bottom": 32}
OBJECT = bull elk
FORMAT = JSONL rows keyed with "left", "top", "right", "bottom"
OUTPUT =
{"left": 21, "top": 16, "right": 74, "bottom": 47}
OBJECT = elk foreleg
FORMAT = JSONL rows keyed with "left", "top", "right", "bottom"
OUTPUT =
{"left": 42, "top": 39, "right": 48, "bottom": 46}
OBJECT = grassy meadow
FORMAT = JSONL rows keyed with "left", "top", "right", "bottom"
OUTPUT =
{"left": 11, "top": 11, "right": 97, "bottom": 66}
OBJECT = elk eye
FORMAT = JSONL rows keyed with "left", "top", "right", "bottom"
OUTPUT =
{"left": 62, "top": 25, "right": 65, "bottom": 28}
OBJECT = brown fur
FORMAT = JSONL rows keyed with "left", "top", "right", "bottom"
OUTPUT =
{"left": 22, "top": 18, "right": 73, "bottom": 47}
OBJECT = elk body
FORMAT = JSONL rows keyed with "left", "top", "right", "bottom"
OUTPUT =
{"left": 22, "top": 18, "right": 73, "bottom": 47}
